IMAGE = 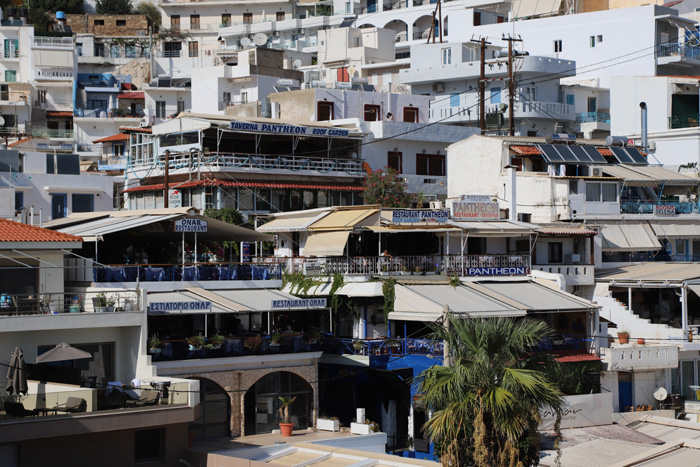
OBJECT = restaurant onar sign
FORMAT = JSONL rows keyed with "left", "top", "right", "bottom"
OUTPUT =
{"left": 451, "top": 194, "right": 499, "bottom": 219}
{"left": 174, "top": 218, "right": 208, "bottom": 232}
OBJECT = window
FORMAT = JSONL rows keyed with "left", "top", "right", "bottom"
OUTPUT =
{"left": 221, "top": 13, "right": 231, "bottom": 26}
{"left": 346, "top": 2, "right": 352, "bottom": 13}
{"left": 566, "top": 94, "right": 575, "bottom": 106}
{"left": 597, "top": 35, "right": 603, "bottom": 43}
{"left": 441, "top": 47, "right": 451, "bottom": 65}
{"left": 586, "top": 182, "right": 617, "bottom": 202}
{"left": 403, "top": 107, "right": 418, "bottom": 123}
{"left": 474, "top": 11, "right": 481, "bottom": 26}
{"left": 554, "top": 39, "right": 562, "bottom": 53}
{"left": 177, "top": 100, "right": 185, "bottom": 113}
{"left": 94, "top": 43, "right": 105, "bottom": 56}
{"left": 94, "top": 19, "right": 104, "bottom": 26}
{"left": 171, "top": 15, "right": 180, "bottom": 30}
{"left": 134, "top": 428, "right": 163, "bottom": 463}
{"left": 243, "top": 13, "right": 253, "bottom": 24}
{"left": 116, "top": 19, "right": 126, "bottom": 26}
{"left": 364, "top": 104, "right": 380, "bottom": 121}
{"left": 276, "top": 11, "right": 285, "bottom": 21}
{"left": 388, "top": 151, "right": 402, "bottom": 172}
{"left": 569, "top": 180, "right": 578, "bottom": 194}
{"left": 677, "top": 239, "right": 686, "bottom": 255}
{"left": 590, "top": 36, "right": 595, "bottom": 47}
{"left": 240, "top": 91, "right": 248, "bottom": 103}
{"left": 188, "top": 41, "right": 198, "bottom": 57}
{"left": 222, "top": 92, "right": 231, "bottom": 105}
{"left": 585, "top": 183, "right": 601, "bottom": 202}
{"left": 548, "top": 242, "right": 563, "bottom": 263}
{"left": 4, "top": 70, "right": 16, "bottom": 82}
{"left": 587, "top": 96, "right": 597, "bottom": 113}
{"left": 114, "top": 143, "right": 125, "bottom": 156}
{"left": 317, "top": 101, "right": 334, "bottom": 121}
{"left": 490, "top": 87, "right": 501, "bottom": 104}
{"left": 450, "top": 93, "right": 460, "bottom": 107}
{"left": 602, "top": 183, "right": 617, "bottom": 202}
{"left": 155, "top": 101, "right": 166, "bottom": 118}
{"left": 72, "top": 194, "right": 94, "bottom": 213}
{"left": 14, "top": 191, "right": 22, "bottom": 211}
{"left": 416, "top": 154, "right": 445, "bottom": 176}
{"left": 497, "top": 15, "right": 504, "bottom": 23}
{"left": 190, "top": 14, "right": 200, "bottom": 30}
{"left": 3, "top": 39, "right": 18, "bottom": 58}
{"left": 38, "top": 90, "right": 46, "bottom": 104}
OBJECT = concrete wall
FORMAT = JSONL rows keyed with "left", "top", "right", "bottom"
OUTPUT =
{"left": 446, "top": 135, "right": 507, "bottom": 200}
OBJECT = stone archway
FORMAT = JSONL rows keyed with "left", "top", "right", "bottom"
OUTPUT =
{"left": 189, "top": 377, "right": 231, "bottom": 440}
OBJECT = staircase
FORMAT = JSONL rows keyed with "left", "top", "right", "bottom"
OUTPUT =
{"left": 594, "top": 295, "right": 684, "bottom": 340}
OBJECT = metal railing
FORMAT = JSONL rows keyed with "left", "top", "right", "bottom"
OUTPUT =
{"left": 0, "top": 290, "right": 141, "bottom": 316}
{"left": 157, "top": 50, "right": 182, "bottom": 58}
{"left": 278, "top": 254, "right": 531, "bottom": 276}
{"left": 31, "top": 128, "right": 74, "bottom": 139}
{"left": 658, "top": 43, "right": 700, "bottom": 60}
{"left": 413, "top": 30, "right": 431, "bottom": 40}
{"left": 2, "top": 49, "right": 19, "bottom": 58}
{"left": 395, "top": 31, "right": 408, "bottom": 43}
{"left": 384, "top": 0, "right": 409, "bottom": 10}
{"left": 576, "top": 112, "right": 610, "bottom": 123}
{"left": 620, "top": 200, "right": 700, "bottom": 214}
{"left": 33, "top": 36, "right": 73, "bottom": 47}
{"left": 324, "top": 337, "right": 444, "bottom": 357}
{"left": 669, "top": 114, "right": 700, "bottom": 129}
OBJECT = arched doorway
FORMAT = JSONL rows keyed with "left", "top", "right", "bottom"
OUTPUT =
{"left": 244, "top": 371, "right": 313, "bottom": 435}
{"left": 190, "top": 377, "right": 231, "bottom": 439}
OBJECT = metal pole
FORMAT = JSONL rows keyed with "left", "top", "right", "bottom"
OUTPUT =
{"left": 194, "top": 231, "right": 198, "bottom": 265}
{"left": 479, "top": 38, "right": 486, "bottom": 134}
{"left": 438, "top": 0, "right": 442, "bottom": 43}
{"left": 443, "top": 304, "right": 450, "bottom": 366}
{"left": 182, "top": 231, "right": 185, "bottom": 266}
{"left": 163, "top": 150, "right": 170, "bottom": 208}
{"left": 508, "top": 39, "right": 515, "bottom": 136}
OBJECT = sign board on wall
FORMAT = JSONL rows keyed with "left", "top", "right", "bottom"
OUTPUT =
{"left": 230, "top": 121, "right": 350, "bottom": 138}
{"left": 150, "top": 301, "right": 212, "bottom": 312}
{"left": 451, "top": 194, "right": 499, "bottom": 219}
{"left": 241, "top": 242, "right": 251, "bottom": 263}
{"left": 391, "top": 210, "right": 449, "bottom": 224}
{"left": 174, "top": 218, "right": 208, "bottom": 232}
{"left": 271, "top": 298, "right": 328, "bottom": 309}
{"left": 539, "top": 393, "right": 613, "bottom": 430}
{"left": 654, "top": 205, "right": 676, "bottom": 215}
{"left": 467, "top": 267, "right": 529, "bottom": 276}
{"left": 168, "top": 189, "right": 182, "bottom": 208}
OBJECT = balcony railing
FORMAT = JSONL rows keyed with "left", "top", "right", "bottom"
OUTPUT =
{"left": 33, "top": 36, "right": 73, "bottom": 47}
{"left": 0, "top": 290, "right": 141, "bottom": 316}
{"left": 31, "top": 128, "right": 74, "bottom": 139}
{"left": 620, "top": 200, "right": 700, "bottom": 214}
{"left": 395, "top": 31, "right": 408, "bottom": 43}
{"left": 324, "top": 337, "right": 444, "bottom": 358}
{"left": 274, "top": 254, "right": 531, "bottom": 276}
{"left": 669, "top": 114, "right": 700, "bottom": 129}
{"left": 384, "top": 0, "right": 409, "bottom": 10}
{"left": 576, "top": 112, "right": 610, "bottom": 123}
{"left": 658, "top": 43, "right": 700, "bottom": 60}
{"left": 157, "top": 50, "right": 182, "bottom": 58}
{"left": 2, "top": 49, "right": 19, "bottom": 58}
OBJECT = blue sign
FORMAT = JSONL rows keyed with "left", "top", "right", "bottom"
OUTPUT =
{"left": 467, "top": 267, "right": 529, "bottom": 276}
{"left": 391, "top": 210, "right": 449, "bottom": 224}
{"left": 150, "top": 301, "right": 212, "bottom": 312}
{"left": 271, "top": 298, "right": 327, "bottom": 309}
{"left": 241, "top": 242, "right": 251, "bottom": 263}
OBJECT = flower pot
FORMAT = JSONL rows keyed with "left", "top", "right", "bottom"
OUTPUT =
{"left": 69, "top": 305, "right": 80, "bottom": 313}
{"left": 637, "top": 338, "right": 645, "bottom": 345}
{"left": 105, "top": 306, "right": 115, "bottom": 313}
{"left": 94, "top": 306, "right": 106, "bottom": 313}
{"left": 618, "top": 333, "right": 629, "bottom": 344}
{"left": 279, "top": 422, "right": 294, "bottom": 437}
{"left": 317, "top": 418, "right": 339, "bottom": 432}
{"left": 350, "top": 422, "right": 372, "bottom": 435}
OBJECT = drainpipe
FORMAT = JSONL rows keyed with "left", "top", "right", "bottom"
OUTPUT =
{"left": 640, "top": 102, "right": 647, "bottom": 149}
{"left": 505, "top": 165, "right": 517, "bottom": 220}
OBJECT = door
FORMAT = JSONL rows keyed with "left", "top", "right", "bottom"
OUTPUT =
{"left": 51, "top": 194, "right": 67, "bottom": 219}
{"left": 618, "top": 372, "right": 633, "bottom": 411}
{"left": 588, "top": 97, "right": 597, "bottom": 113}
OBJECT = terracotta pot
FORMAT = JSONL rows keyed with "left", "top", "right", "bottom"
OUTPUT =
{"left": 637, "top": 338, "right": 645, "bottom": 345}
{"left": 618, "top": 333, "right": 629, "bottom": 344}
{"left": 279, "top": 422, "right": 294, "bottom": 437}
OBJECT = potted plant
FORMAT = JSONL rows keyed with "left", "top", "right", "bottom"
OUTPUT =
{"left": 187, "top": 335, "right": 206, "bottom": 350}
{"left": 105, "top": 295, "right": 116, "bottom": 313}
{"left": 208, "top": 334, "right": 225, "bottom": 349}
{"left": 278, "top": 396, "right": 296, "bottom": 437}
{"left": 317, "top": 415, "right": 340, "bottom": 432}
{"left": 244, "top": 336, "right": 263, "bottom": 353}
{"left": 351, "top": 419, "right": 380, "bottom": 435}
{"left": 414, "top": 266, "right": 423, "bottom": 275}
{"left": 149, "top": 336, "right": 163, "bottom": 353}
{"left": 425, "top": 264, "right": 437, "bottom": 275}
{"left": 637, "top": 337, "right": 646, "bottom": 345}
{"left": 303, "top": 327, "right": 321, "bottom": 345}
{"left": 617, "top": 330, "right": 630, "bottom": 344}
{"left": 270, "top": 332, "right": 282, "bottom": 346}
{"left": 353, "top": 340, "right": 364, "bottom": 353}
{"left": 385, "top": 337, "right": 401, "bottom": 350}
{"left": 92, "top": 292, "right": 107, "bottom": 312}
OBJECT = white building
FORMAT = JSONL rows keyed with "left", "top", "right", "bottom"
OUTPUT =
{"left": 0, "top": 23, "right": 31, "bottom": 134}
{"left": 143, "top": 76, "right": 191, "bottom": 124}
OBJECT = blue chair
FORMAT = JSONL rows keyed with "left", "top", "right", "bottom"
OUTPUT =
{"left": 112, "top": 267, "right": 127, "bottom": 282}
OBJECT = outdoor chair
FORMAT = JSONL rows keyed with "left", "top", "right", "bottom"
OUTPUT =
{"left": 125, "top": 390, "right": 160, "bottom": 408}
{"left": 54, "top": 397, "right": 87, "bottom": 413}
{"left": 4, "top": 401, "right": 35, "bottom": 418}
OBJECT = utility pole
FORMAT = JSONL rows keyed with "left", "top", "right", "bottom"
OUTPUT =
{"left": 163, "top": 150, "right": 170, "bottom": 208}
{"left": 438, "top": 0, "right": 443, "bottom": 43}
{"left": 470, "top": 37, "right": 490, "bottom": 134}
{"left": 503, "top": 34, "right": 523, "bottom": 136}
{"left": 429, "top": 11, "right": 436, "bottom": 44}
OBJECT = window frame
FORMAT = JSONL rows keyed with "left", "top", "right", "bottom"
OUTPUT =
{"left": 403, "top": 106, "right": 419, "bottom": 123}
{"left": 416, "top": 153, "right": 445, "bottom": 176}
{"left": 317, "top": 101, "right": 334, "bottom": 121}
{"left": 441, "top": 47, "right": 451, "bottom": 65}
{"left": 387, "top": 151, "right": 402, "bottom": 173}
{"left": 363, "top": 104, "right": 381, "bottom": 122}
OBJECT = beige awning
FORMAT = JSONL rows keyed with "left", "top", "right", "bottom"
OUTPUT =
{"left": 600, "top": 165, "right": 698, "bottom": 186}
{"left": 257, "top": 209, "right": 331, "bottom": 233}
{"left": 688, "top": 284, "right": 700, "bottom": 299}
{"left": 367, "top": 226, "right": 461, "bottom": 233}
{"left": 302, "top": 231, "right": 350, "bottom": 257}
{"left": 650, "top": 222, "right": 700, "bottom": 238}
{"left": 308, "top": 208, "right": 379, "bottom": 231}
{"left": 32, "top": 49, "right": 74, "bottom": 68}
{"left": 512, "top": 0, "right": 562, "bottom": 18}
{"left": 598, "top": 222, "right": 661, "bottom": 251}
{"left": 597, "top": 262, "right": 700, "bottom": 285}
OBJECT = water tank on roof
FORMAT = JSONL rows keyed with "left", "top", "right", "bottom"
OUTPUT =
{"left": 56, "top": 11, "right": 65, "bottom": 19}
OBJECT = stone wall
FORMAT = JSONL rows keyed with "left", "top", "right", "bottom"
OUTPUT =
{"left": 65, "top": 14, "right": 150, "bottom": 37}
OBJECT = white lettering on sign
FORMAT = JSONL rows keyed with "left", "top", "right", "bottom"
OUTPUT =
{"left": 150, "top": 301, "right": 212, "bottom": 312}
{"left": 654, "top": 205, "right": 676, "bottom": 215}
{"left": 271, "top": 298, "right": 327, "bottom": 309}
{"left": 174, "top": 218, "right": 208, "bottom": 232}
{"left": 391, "top": 210, "right": 449, "bottom": 224}
{"left": 229, "top": 121, "right": 351, "bottom": 138}
{"left": 467, "top": 267, "right": 529, "bottom": 276}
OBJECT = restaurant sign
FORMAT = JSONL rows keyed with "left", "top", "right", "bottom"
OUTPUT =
{"left": 391, "top": 210, "right": 449, "bottom": 224}
{"left": 654, "top": 205, "right": 676, "bottom": 215}
{"left": 467, "top": 267, "right": 529, "bottom": 276}
{"left": 168, "top": 189, "right": 182, "bottom": 208}
{"left": 174, "top": 218, "right": 208, "bottom": 232}
{"left": 230, "top": 121, "right": 350, "bottom": 138}
{"left": 150, "top": 301, "right": 212, "bottom": 312}
{"left": 271, "top": 298, "right": 327, "bottom": 309}
{"left": 452, "top": 194, "right": 499, "bottom": 219}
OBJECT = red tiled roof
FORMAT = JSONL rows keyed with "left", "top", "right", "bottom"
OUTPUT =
{"left": 46, "top": 111, "right": 73, "bottom": 118}
{"left": 0, "top": 218, "right": 81, "bottom": 243}
{"left": 123, "top": 179, "right": 363, "bottom": 194}
{"left": 542, "top": 350, "right": 600, "bottom": 363}
{"left": 118, "top": 91, "right": 145, "bottom": 99}
{"left": 598, "top": 148, "right": 613, "bottom": 156}
{"left": 8, "top": 137, "right": 30, "bottom": 148}
{"left": 93, "top": 133, "right": 128, "bottom": 143}
{"left": 120, "top": 126, "right": 151, "bottom": 133}
{"left": 510, "top": 145, "right": 541, "bottom": 156}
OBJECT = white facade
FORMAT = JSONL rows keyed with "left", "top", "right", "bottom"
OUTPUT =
{"left": 144, "top": 79, "right": 192, "bottom": 124}
{"left": 0, "top": 25, "right": 33, "bottom": 133}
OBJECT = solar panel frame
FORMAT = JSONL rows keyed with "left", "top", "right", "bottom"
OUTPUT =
{"left": 610, "top": 147, "right": 636, "bottom": 164}
{"left": 624, "top": 147, "right": 648, "bottom": 165}
{"left": 538, "top": 144, "right": 565, "bottom": 163}
{"left": 569, "top": 145, "right": 595, "bottom": 163}
{"left": 581, "top": 146, "right": 608, "bottom": 163}
{"left": 553, "top": 145, "right": 579, "bottom": 163}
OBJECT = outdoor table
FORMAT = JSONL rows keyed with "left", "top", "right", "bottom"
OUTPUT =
{"left": 33, "top": 407, "right": 57, "bottom": 416}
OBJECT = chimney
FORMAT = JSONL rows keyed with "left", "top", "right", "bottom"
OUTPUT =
{"left": 505, "top": 165, "right": 517, "bottom": 220}
{"left": 640, "top": 101, "right": 647, "bottom": 149}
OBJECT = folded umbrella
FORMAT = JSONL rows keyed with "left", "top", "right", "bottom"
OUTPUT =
{"left": 6, "top": 346, "right": 27, "bottom": 395}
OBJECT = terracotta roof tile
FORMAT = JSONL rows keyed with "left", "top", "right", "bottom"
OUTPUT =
{"left": 0, "top": 218, "right": 82, "bottom": 243}
{"left": 537, "top": 227, "right": 597, "bottom": 236}
{"left": 598, "top": 148, "right": 613, "bottom": 156}
{"left": 119, "top": 126, "right": 151, "bottom": 133}
{"left": 118, "top": 91, "right": 144, "bottom": 99}
{"left": 511, "top": 145, "right": 541, "bottom": 156}
{"left": 555, "top": 353, "right": 600, "bottom": 363}
{"left": 123, "top": 179, "right": 363, "bottom": 194}
{"left": 93, "top": 133, "right": 129, "bottom": 143}
{"left": 8, "top": 137, "right": 31, "bottom": 148}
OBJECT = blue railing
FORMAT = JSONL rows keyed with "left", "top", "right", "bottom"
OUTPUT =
{"left": 91, "top": 263, "right": 282, "bottom": 283}
{"left": 658, "top": 43, "right": 700, "bottom": 60}
{"left": 620, "top": 200, "right": 700, "bottom": 214}
{"left": 576, "top": 112, "right": 610, "bottom": 123}
{"left": 323, "top": 337, "right": 444, "bottom": 357}
{"left": 150, "top": 335, "right": 319, "bottom": 361}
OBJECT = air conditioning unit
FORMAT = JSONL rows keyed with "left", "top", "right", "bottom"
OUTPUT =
{"left": 429, "top": 201, "right": 443, "bottom": 209}
{"left": 433, "top": 82, "right": 445, "bottom": 93}
{"left": 591, "top": 167, "right": 602, "bottom": 177}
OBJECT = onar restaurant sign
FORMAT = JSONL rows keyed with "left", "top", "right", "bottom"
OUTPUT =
{"left": 391, "top": 210, "right": 449, "bottom": 224}
{"left": 230, "top": 121, "right": 350, "bottom": 138}
{"left": 452, "top": 194, "right": 499, "bottom": 219}
{"left": 271, "top": 298, "right": 327, "bottom": 309}
{"left": 150, "top": 301, "right": 212, "bottom": 312}
{"left": 174, "top": 218, "right": 208, "bottom": 232}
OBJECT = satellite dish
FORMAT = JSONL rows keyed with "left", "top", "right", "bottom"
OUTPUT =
{"left": 653, "top": 387, "right": 668, "bottom": 401}
{"left": 292, "top": 59, "right": 302, "bottom": 69}
{"left": 494, "top": 50, "right": 501, "bottom": 58}
{"left": 0, "top": 116, "right": 6, "bottom": 127}
{"left": 240, "top": 37, "right": 251, "bottom": 48}
{"left": 253, "top": 33, "right": 268, "bottom": 46}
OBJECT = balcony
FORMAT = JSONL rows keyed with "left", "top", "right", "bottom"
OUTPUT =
{"left": 1, "top": 48, "right": 19, "bottom": 59}
{"left": 576, "top": 112, "right": 610, "bottom": 123}
{"left": 32, "top": 36, "right": 73, "bottom": 47}
{"left": 0, "top": 88, "right": 30, "bottom": 104}
{"left": 657, "top": 43, "right": 700, "bottom": 66}
{"left": 277, "top": 254, "right": 531, "bottom": 276}
{"left": 0, "top": 290, "right": 141, "bottom": 317}
{"left": 620, "top": 200, "right": 700, "bottom": 214}
{"left": 532, "top": 264, "right": 594, "bottom": 286}
{"left": 599, "top": 344, "right": 678, "bottom": 371}
{"left": 669, "top": 114, "right": 700, "bottom": 129}
{"left": 31, "top": 128, "right": 74, "bottom": 139}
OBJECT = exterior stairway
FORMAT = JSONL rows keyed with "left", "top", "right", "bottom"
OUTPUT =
{"left": 594, "top": 295, "right": 684, "bottom": 341}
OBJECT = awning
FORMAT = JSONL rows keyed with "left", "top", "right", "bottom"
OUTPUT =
{"left": 474, "top": 280, "right": 597, "bottom": 312}
{"left": 597, "top": 262, "right": 700, "bottom": 285}
{"left": 58, "top": 214, "right": 182, "bottom": 242}
{"left": 257, "top": 209, "right": 331, "bottom": 233}
{"left": 447, "top": 219, "right": 538, "bottom": 236}
{"left": 600, "top": 165, "right": 698, "bottom": 186}
{"left": 597, "top": 222, "right": 661, "bottom": 251}
{"left": 511, "top": 0, "right": 562, "bottom": 18}
{"left": 688, "top": 284, "right": 700, "bottom": 299}
{"left": 308, "top": 208, "right": 379, "bottom": 231}
{"left": 302, "top": 231, "right": 350, "bottom": 257}
{"left": 32, "top": 49, "right": 74, "bottom": 68}
{"left": 391, "top": 284, "right": 526, "bottom": 322}
{"left": 367, "top": 226, "right": 461, "bottom": 233}
{"left": 650, "top": 222, "right": 700, "bottom": 238}
{"left": 282, "top": 281, "right": 383, "bottom": 297}
{"left": 150, "top": 117, "right": 212, "bottom": 136}
{"left": 208, "top": 288, "right": 326, "bottom": 312}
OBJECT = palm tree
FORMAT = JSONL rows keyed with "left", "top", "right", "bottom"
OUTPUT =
{"left": 414, "top": 316, "right": 564, "bottom": 467}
